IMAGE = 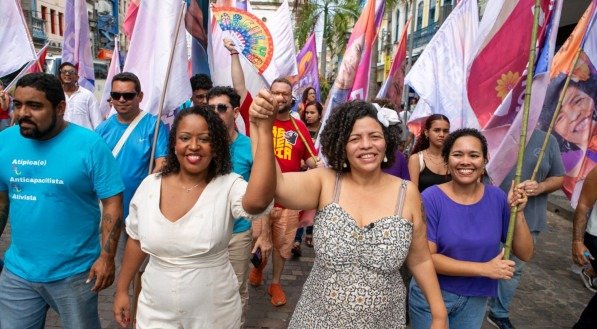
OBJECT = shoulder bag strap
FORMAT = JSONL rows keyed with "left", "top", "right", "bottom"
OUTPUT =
{"left": 112, "top": 111, "right": 148, "bottom": 157}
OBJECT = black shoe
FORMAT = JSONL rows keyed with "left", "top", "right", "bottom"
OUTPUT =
{"left": 487, "top": 313, "right": 515, "bottom": 329}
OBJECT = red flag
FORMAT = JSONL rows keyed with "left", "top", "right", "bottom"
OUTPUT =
{"left": 467, "top": 0, "right": 552, "bottom": 128}
{"left": 377, "top": 17, "right": 411, "bottom": 108}
{"left": 27, "top": 44, "right": 49, "bottom": 74}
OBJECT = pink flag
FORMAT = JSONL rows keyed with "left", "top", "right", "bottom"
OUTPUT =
{"left": 123, "top": 0, "right": 141, "bottom": 40}
{"left": 377, "top": 17, "right": 411, "bottom": 108}
{"left": 62, "top": 0, "right": 95, "bottom": 91}
{"left": 349, "top": 0, "right": 385, "bottom": 101}
{"left": 294, "top": 33, "right": 320, "bottom": 102}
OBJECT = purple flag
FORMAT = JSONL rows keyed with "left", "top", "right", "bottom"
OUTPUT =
{"left": 62, "top": 0, "right": 95, "bottom": 91}
{"left": 294, "top": 33, "right": 321, "bottom": 103}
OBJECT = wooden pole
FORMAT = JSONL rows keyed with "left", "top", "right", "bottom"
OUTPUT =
{"left": 504, "top": 0, "right": 542, "bottom": 260}
{"left": 530, "top": 48, "right": 582, "bottom": 181}
{"left": 147, "top": 1, "right": 186, "bottom": 174}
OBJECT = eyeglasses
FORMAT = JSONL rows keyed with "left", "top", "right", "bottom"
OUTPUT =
{"left": 271, "top": 91, "right": 292, "bottom": 98}
{"left": 110, "top": 92, "right": 137, "bottom": 101}
{"left": 60, "top": 70, "right": 77, "bottom": 75}
{"left": 208, "top": 104, "right": 233, "bottom": 113}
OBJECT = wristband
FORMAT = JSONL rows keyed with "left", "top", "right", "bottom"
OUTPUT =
{"left": 230, "top": 52, "right": 239, "bottom": 56}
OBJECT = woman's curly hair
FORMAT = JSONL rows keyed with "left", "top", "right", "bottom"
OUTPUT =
{"left": 161, "top": 105, "right": 231, "bottom": 181}
{"left": 319, "top": 100, "right": 400, "bottom": 172}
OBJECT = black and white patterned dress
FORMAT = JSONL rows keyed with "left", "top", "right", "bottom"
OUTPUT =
{"left": 288, "top": 175, "right": 413, "bottom": 329}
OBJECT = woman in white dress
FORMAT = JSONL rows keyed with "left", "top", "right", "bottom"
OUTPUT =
{"left": 113, "top": 105, "right": 276, "bottom": 328}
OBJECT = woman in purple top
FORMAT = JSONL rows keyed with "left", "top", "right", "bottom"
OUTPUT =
{"left": 408, "top": 128, "right": 534, "bottom": 329}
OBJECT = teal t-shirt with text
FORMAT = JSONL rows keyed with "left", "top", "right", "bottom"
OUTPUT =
{"left": 0, "top": 124, "right": 124, "bottom": 282}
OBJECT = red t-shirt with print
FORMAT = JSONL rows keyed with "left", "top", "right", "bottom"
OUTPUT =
{"left": 272, "top": 117, "right": 317, "bottom": 173}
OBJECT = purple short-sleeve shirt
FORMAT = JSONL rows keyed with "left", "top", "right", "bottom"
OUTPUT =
{"left": 422, "top": 185, "right": 510, "bottom": 297}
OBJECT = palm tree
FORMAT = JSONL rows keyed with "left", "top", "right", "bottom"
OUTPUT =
{"left": 293, "top": 0, "right": 360, "bottom": 81}
{"left": 294, "top": 0, "right": 402, "bottom": 95}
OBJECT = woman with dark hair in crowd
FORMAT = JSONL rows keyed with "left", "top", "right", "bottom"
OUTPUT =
{"left": 298, "top": 87, "right": 317, "bottom": 118}
{"left": 250, "top": 96, "right": 448, "bottom": 328}
{"left": 113, "top": 105, "right": 276, "bottom": 328}
{"left": 408, "top": 128, "right": 533, "bottom": 329}
{"left": 408, "top": 114, "right": 451, "bottom": 192}
{"left": 300, "top": 100, "right": 323, "bottom": 141}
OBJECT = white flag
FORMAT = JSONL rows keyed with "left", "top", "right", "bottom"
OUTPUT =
{"left": 123, "top": 0, "right": 191, "bottom": 116}
{"left": 99, "top": 40, "right": 121, "bottom": 119}
{"left": 263, "top": 0, "right": 298, "bottom": 81}
{"left": 404, "top": 0, "right": 479, "bottom": 130}
{"left": 0, "top": 1, "right": 37, "bottom": 77}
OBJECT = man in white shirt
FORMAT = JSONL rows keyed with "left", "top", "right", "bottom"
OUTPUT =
{"left": 58, "top": 62, "right": 102, "bottom": 129}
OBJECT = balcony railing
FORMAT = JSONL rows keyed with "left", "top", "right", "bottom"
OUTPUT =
{"left": 23, "top": 10, "right": 48, "bottom": 45}
{"left": 410, "top": 22, "right": 439, "bottom": 49}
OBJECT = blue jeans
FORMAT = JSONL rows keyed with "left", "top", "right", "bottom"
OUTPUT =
{"left": 409, "top": 279, "right": 488, "bottom": 329}
{"left": 489, "top": 231, "right": 539, "bottom": 318}
{"left": 0, "top": 269, "right": 100, "bottom": 329}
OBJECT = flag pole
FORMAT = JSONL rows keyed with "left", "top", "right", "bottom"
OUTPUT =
{"left": 147, "top": 1, "right": 186, "bottom": 174}
{"left": 403, "top": 2, "right": 417, "bottom": 127}
{"left": 530, "top": 48, "right": 582, "bottom": 181}
{"left": 504, "top": 0, "right": 542, "bottom": 260}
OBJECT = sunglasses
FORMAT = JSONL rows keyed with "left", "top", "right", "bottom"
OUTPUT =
{"left": 60, "top": 70, "right": 77, "bottom": 75}
{"left": 208, "top": 104, "right": 233, "bottom": 113}
{"left": 110, "top": 92, "right": 137, "bottom": 101}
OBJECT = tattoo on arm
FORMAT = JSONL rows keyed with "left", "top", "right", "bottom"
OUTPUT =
{"left": 102, "top": 213, "right": 123, "bottom": 255}
{"left": 573, "top": 208, "right": 590, "bottom": 242}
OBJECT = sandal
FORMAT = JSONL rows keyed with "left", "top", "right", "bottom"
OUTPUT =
{"left": 291, "top": 241, "right": 302, "bottom": 257}
{"left": 305, "top": 235, "right": 313, "bottom": 248}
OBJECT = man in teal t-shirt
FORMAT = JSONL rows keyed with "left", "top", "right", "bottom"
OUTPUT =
{"left": 0, "top": 73, "right": 124, "bottom": 329}
{"left": 208, "top": 86, "right": 271, "bottom": 327}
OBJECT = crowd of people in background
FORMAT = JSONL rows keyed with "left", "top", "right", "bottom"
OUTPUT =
{"left": 0, "top": 40, "right": 596, "bottom": 329}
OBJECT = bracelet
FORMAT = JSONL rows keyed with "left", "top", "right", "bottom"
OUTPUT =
{"left": 230, "top": 52, "right": 239, "bottom": 56}
{"left": 573, "top": 240, "right": 584, "bottom": 244}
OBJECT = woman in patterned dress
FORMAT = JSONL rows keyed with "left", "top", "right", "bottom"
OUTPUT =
{"left": 250, "top": 97, "right": 448, "bottom": 328}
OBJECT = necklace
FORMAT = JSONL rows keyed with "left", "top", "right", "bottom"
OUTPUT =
{"left": 425, "top": 150, "right": 445, "bottom": 166}
{"left": 181, "top": 183, "right": 201, "bottom": 193}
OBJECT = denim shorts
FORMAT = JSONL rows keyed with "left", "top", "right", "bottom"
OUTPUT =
{"left": 0, "top": 269, "right": 100, "bottom": 329}
{"left": 409, "top": 279, "right": 489, "bottom": 329}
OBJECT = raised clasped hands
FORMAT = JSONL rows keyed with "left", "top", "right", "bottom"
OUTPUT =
{"left": 249, "top": 89, "right": 278, "bottom": 125}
